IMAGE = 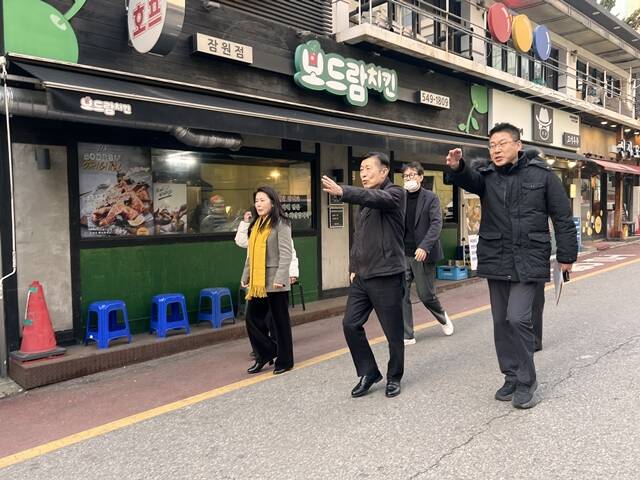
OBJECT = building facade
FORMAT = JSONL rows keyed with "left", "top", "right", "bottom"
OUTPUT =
{"left": 1, "top": 0, "right": 640, "bottom": 367}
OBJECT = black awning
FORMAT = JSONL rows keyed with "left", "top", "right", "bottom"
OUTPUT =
{"left": 525, "top": 144, "right": 584, "bottom": 161}
{"left": 15, "top": 61, "right": 488, "bottom": 156}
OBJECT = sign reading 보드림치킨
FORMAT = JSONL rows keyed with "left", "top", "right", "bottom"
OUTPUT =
{"left": 294, "top": 40, "right": 398, "bottom": 107}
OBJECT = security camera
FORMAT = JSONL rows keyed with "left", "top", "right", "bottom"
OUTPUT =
{"left": 202, "top": 0, "right": 220, "bottom": 11}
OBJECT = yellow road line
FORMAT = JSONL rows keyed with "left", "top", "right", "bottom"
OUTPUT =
{"left": 1, "top": 256, "right": 638, "bottom": 469}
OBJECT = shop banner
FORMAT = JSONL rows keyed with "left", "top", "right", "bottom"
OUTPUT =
{"left": 79, "top": 143, "right": 153, "bottom": 237}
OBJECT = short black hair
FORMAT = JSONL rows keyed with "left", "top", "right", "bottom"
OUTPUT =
{"left": 363, "top": 151, "right": 390, "bottom": 169}
{"left": 489, "top": 122, "right": 521, "bottom": 142}
{"left": 401, "top": 161, "right": 424, "bottom": 175}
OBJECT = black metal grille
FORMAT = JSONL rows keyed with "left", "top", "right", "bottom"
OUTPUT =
{"left": 219, "top": 0, "right": 333, "bottom": 35}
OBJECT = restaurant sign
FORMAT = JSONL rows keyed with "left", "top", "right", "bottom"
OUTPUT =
{"left": 294, "top": 40, "right": 398, "bottom": 107}
{"left": 192, "top": 33, "right": 253, "bottom": 64}
{"left": 127, "top": 0, "right": 185, "bottom": 55}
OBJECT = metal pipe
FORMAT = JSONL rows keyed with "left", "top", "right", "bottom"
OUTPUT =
{"left": 171, "top": 126, "right": 242, "bottom": 150}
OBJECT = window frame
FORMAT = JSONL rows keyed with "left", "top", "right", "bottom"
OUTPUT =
{"left": 78, "top": 142, "right": 319, "bottom": 249}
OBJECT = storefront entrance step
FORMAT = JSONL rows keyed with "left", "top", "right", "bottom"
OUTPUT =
{"left": 7, "top": 276, "right": 482, "bottom": 390}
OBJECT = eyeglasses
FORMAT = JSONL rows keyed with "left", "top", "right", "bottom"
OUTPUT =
{"left": 402, "top": 172, "right": 420, "bottom": 180}
{"left": 488, "top": 140, "right": 517, "bottom": 152}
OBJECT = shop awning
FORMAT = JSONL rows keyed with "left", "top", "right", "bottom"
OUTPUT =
{"left": 14, "top": 61, "right": 489, "bottom": 156}
{"left": 587, "top": 158, "right": 640, "bottom": 175}
{"left": 524, "top": 144, "right": 584, "bottom": 162}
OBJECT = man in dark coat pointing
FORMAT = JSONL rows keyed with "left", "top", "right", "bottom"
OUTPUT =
{"left": 445, "top": 123, "right": 578, "bottom": 409}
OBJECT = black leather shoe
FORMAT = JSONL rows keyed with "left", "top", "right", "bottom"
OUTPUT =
{"left": 351, "top": 372, "right": 383, "bottom": 397}
{"left": 512, "top": 381, "right": 538, "bottom": 409}
{"left": 247, "top": 359, "right": 273, "bottom": 374}
{"left": 273, "top": 367, "right": 292, "bottom": 375}
{"left": 385, "top": 381, "right": 401, "bottom": 398}
{"left": 495, "top": 379, "right": 517, "bottom": 401}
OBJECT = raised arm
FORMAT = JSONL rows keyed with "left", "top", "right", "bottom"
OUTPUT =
{"left": 340, "top": 184, "right": 404, "bottom": 210}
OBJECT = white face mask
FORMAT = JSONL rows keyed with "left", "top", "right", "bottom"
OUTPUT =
{"left": 404, "top": 179, "right": 420, "bottom": 192}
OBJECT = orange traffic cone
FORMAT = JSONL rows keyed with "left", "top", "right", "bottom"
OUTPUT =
{"left": 10, "top": 281, "right": 66, "bottom": 361}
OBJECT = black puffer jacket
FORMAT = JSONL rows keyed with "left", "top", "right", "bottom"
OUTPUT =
{"left": 342, "top": 177, "right": 406, "bottom": 280}
{"left": 446, "top": 150, "right": 578, "bottom": 282}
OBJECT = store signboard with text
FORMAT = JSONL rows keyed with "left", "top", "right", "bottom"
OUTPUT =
{"left": 294, "top": 40, "right": 398, "bottom": 107}
{"left": 489, "top": 90, "right": 579, "bottom": 149}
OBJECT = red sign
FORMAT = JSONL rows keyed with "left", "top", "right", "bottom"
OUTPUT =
{"left": 487, "top": 3, "right": 511, "bottom": 43}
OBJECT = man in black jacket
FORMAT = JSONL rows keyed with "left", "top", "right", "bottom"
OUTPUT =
{"left": 322, "top": 152, "right": 406, "bottom": 398}
{"left": 401, "top": 161, "right": 453, "bottom": 344}
{"left": 445, "top": 123, "right": 577, "bottom": 409}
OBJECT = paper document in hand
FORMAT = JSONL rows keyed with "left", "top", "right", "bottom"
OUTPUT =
{"left": 553, "top": 260, "right": 563, "bottom": 305}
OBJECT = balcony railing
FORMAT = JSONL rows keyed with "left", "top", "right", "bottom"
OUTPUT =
{"left": 349, "top": 0, "right": 636, "bottom": 120}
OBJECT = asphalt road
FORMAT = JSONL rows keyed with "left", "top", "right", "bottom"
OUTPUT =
{"left": 1, "top": 255, "right": 639, "bottom": 479}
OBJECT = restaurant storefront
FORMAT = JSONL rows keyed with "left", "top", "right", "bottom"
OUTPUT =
{"left": 1, "top": 0, "right": 490, "bottom": 350}
{"left": 579, "top": 124, "right": 640, "bottom": 240}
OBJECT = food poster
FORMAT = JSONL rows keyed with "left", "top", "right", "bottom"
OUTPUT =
{"left": 463, "top": 193, "right": 481, "bottom": 237}
{"left": 461, "top": 191, "right": 481, "bottom": 271}
{"left": 79, "top": 144, "right": 154, "bottom": 237}
{"left": 153, "top": 183, "right": 187, "bottom": 234}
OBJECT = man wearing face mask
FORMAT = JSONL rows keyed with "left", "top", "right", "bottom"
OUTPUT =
{"left": 401, "top": 162, "right": 453, "bottom": 345}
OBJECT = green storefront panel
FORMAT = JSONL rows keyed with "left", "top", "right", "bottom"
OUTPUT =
{"left": 80, "top": 237, "right": 318, "bottom": 334}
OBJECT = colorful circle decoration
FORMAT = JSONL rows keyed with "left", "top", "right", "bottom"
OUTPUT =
{"left": 488, "top": 3, "right": 512, "bottom": 43}
{"left": 533, "top": 25, "right": 551, "bottom": 60}
{"left": 512, "top": 15, "right": 533, "bottom": 53}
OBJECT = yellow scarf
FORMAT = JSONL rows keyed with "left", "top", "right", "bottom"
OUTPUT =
{"left": 246, "top": 217, "right": 272, "bottom": 299}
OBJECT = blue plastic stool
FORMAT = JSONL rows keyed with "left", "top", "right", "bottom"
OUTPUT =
{"left": 85, "top": 300, "right": 132, "bottom": 349}
{"left": 198, "top": 288, "right": 235, "bottom": 328}
{"left": 150, "top": 293, "right": 190, "bottom": 337}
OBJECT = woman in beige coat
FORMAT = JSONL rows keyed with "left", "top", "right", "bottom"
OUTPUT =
{"left": 241, "top": 186, "right": 294, "bottom": 375}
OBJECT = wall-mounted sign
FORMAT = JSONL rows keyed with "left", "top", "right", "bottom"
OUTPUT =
{"left": 294, "top": 40, "right": 398, "bottom": 107}
{"left": 487, "top": 2, "right": 552, "bottom": 60}
{"left": 532, "top": 104, "right": 553, "bottom": 144}
{"left": 562, "top": 132, "right": 580, "bottom": 148}
{"left": 533, "top": 25, "right": 551, "bottom": 61}
{"left": 487, "top": 4, "right": 511, "bottom": 43}
{"left": 329, "top": 207, "right": 344, "bottom": 229}
{"left": 419, "top": 91, "right": 450, "bottom": 109}
{"left": 511, "top": 15, "right": 533, "bottom": 54}
{"left": 127, "top": 0, "right": 185, "bottom": 55}
{"left": 81, "top": 96, "right": 132, "bottom": 117}
{"left": 192, "top": 33, "right": 253, "bottom": 64}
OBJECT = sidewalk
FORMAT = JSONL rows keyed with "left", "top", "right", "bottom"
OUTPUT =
{"left": 7, "top": 235, "right": 640, "bottom": 391}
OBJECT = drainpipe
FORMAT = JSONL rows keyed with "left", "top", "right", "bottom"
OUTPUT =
{"left": 0, "top": 57, "right": 16, "bottom": 377}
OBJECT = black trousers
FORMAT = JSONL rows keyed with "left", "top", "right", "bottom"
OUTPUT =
{"left": 246, "top": 291, "right": 294, "bottom": 370}
{"left": 532, "top": 281, "right": 545, "bottom": 350}
{"left": 343, "top": 273, "right": 405, "bottom": 382}
{"left": 402, "top": 257, "right": 447, "bottom": 339}
{"left": 487, "top": 280, "right": 537, "bottom": 387}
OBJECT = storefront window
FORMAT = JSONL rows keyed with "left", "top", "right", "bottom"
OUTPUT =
{"left": 78, "top": 143, "right": 313, "bottom": 238}
{"left": 392, "top": 168, "right": 453, "bottom": 222}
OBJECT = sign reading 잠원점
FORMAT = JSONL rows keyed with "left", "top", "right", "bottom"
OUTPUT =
{"left": 127, "top": 0, "right": 185, "bottom": 55}
{"left": 294, "top": 40, "right": 398, "bottom": 107}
